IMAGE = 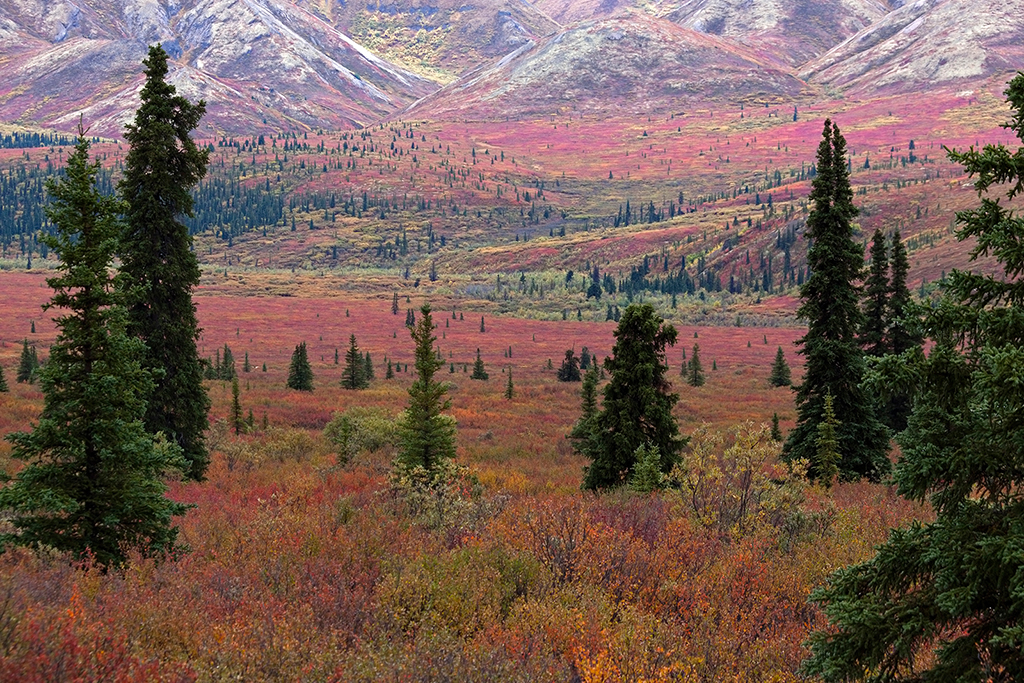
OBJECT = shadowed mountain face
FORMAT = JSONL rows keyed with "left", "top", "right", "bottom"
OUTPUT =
{"left": 0, "top": 0, "right": 1021, "bottom": 133}
{"left": 0, "top": 0, "right": 438, "bottom": 136}
{"left": 402, "top": 13, "right": 812, "bottom": 121}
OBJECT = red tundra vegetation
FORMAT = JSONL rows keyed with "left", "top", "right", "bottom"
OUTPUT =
{"left": 0, "top": 271, "right": 927, "bottom": 681}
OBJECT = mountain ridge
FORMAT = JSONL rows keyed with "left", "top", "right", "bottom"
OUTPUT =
{"left": 1, "top": 0, "right": 1023, "bottom": 134}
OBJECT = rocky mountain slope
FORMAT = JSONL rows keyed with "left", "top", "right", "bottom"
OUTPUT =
{"left": 0, "top": 0, "right": 437, "bottom": 135}
{"left": 291, "top": 0, "right": 561, "bottom": 83}
{"left": 799, "top": 0, "right": 1024, "bottom": 94}
{"left": 664, "top": 0, "right": 895, "bottom": 66}
{"left": 0, "top": 0, "right": 1022, "bottom": 134}
{"left": 402, "top": 13, "right": 812, "bottom": 121}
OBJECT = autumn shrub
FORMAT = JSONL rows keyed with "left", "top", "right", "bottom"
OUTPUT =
{"left": 323, "top": 406, "right": 400, "bottom": 464}
{"left": 220, "top": 426, "right": 329, "bottom": 471}
{"left": 514, "top": 496, "right": 594, "bottom": 588}
{"left": 337, "top": 627, "right": 569, "bottom": 682}
{"left": 384, "top": 459, "right": 493, "bottom": 532}
{"left": 376, "top": 544, "right": 542, "bottom": 640}
{"left": 670, "top": 422, "right": 808, "bottom": 536}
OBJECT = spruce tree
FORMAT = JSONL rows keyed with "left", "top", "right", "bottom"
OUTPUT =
{"left": 219, "top": 344, "right": 236, "bottom": 381}
{"left": 0, "top": 133, "right": 188, "bottom": 566}
{"left": 803, "top": 73, "right": 1024, "bottom": 681}
{"left": 470, "top": 348, "right": 488, "bottom": 380}
{"left": 879, "top": 229, "right": 922, "bottom": 432}
{"left": 557, "top": 348, "right": 582, "bottom": 382}
{"left": 16, "top": 340, "right": 37, "bottom": 383}
{"left": 815, "top": 392, "right": 840, "bottom": 489}
{"left": 579, "top": 304, "right": 681, "bottom": 490}
{"left": 341, "top": 335, "right": 368, "bottom": 389}
{"left": 886, "top": 230, "right": 919, "bottom": 356}
{"left": 687, "top": 343, "right": 705, "bottom": 387}
{"left": 504, "top": 367, "right": 514, "bottom": 400}
{"left": 230, "top": 377, "right": 243, "bottom": 436}
{"left": 629, "top": 444, "right": 664, "bottom": 494}
{"left": 286, "top": 342, "right": 313, "bottom": 391}
{"left": 396, "top": 305, "right": 456, "bottom": 473}
{"left": 118, "top": 44, "right": 210, "bottom": 480}
{"left": 860, "top": 228, "right": 890, "bottom": 357}
{"left": 768, "top": 346, "right": 792, "bottom": 387}
{"left": 0, "top": 364, "right": 7, "bottom": 392}
{"left": 364, "top": 351, "right": 375, "bottom": 381}
{"left": 783, "top": 119, "right": 889, "bottom": 481}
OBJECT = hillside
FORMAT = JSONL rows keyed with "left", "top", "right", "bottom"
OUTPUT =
{"left": 0, "top": 0, "right": 438, "bottom": 136}
{"left": 665, "top": 0, "right": 893, "bottom": 66}
{"left": 402, "top": 13, "right": 814, "bottom": 121}
{"left": 295, "top": 0, "right": 561, "bottom": 82}
{"left": 799, "top": 0, "right": 1024, "bottom": 94}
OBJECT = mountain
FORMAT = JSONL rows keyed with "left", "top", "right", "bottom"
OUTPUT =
{"left": 1, "top": 0, "right": 1022, "bottom": 135}
{"left": 529, "top": 0, "right": 632, "bottom": 26}
{"left": 0, "top": 0, "right": 438, "bottom": 136}
{"left": 799, "top": 0, "right": 1024, "bottom": 94}
{"left": 664, "top": 0, "right": 894, "bottom": 67}
{"left": 402, "top": 13, "right": 813, "bottom": 121}
{"left": 293, "top": 0, "right": 561, "bottom": 83}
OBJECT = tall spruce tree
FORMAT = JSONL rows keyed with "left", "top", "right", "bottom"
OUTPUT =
{"left": 0, "top": 133, "right": 188, "bottom": 566}
{"left": 887, "top": 230, "right": 919, "bottom": 356}
{"left": 230, "top": 377, "right": 243, "bottom": 436}
{"left": 569, "top": 362, "right": 601, "bottom": 451}
{"left": 579, "top": 304, "right": 681, "bottom": 490}
{"left": 396, "top": 305, "right": 456, "bottom": 473}
{"left": 860, "top": 228, "right": 890, "bottom": 357}
{"left": 287, "top": 342, "right": 313, "bottom": 391}
{"left": 341, "top": 335, "right": 368, "bottom": 390}
{"left": 118, "top": 44, "right": 211, "bottom": 480}
{"left": 0, "top": 363, "right": 7, "bottom": 392}
{"left": 803, "top": 72, "right": 1024, "bottom": 683}
{"left": 783, "top": 119, "right": 889, "bottom": 481}
{"left": 219, "top": 344, "right": 236, "bottom": 381}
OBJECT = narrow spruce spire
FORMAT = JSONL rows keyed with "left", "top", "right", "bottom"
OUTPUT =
{"left": 118, "top": 44, "right": 211, "bottom": 480}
